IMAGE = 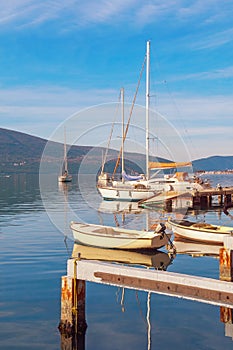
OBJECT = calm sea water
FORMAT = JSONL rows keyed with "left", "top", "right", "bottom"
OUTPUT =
{"left": 1, "top": 173, "right": 233, "bottom": 349}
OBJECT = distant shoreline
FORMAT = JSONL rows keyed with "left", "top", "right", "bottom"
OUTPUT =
{"left": 198, "top": 170, "right": 233, "bottom": 175}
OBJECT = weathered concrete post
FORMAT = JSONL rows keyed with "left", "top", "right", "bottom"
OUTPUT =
{"left": 220, "top": 236, "right": 233, "bottom": 339}
{"left": 218, "top": 194, "right": 223, "bottom": 206}
{"left": 225, "top": 194, "right": 232, "bottom": 206}
{"left": 219, "top": 236, "right": 233, "bottom": 282}
{"left": 208, "top": 195, "right": 212, "bottom": 207}
{"left": 193, "top": 194, "right": 201, "bottom": 207}
{"left": 200, "top": 196, "right": 208, "bottom": 209}
{"left": 58, "top": 258, "right": 87, "bottom": 350}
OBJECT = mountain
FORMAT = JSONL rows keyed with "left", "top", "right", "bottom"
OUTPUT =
{"left": 0, "top": 128, "right": 145, "bottom": 174}
{"left": 0, "top": 128, "right": 91, "bottom": 174}
{"left": 0, "top": 127, "right": 232, "bottom": 174}
{"left": 192, "top": 156, "right": 233, "bottom": 172}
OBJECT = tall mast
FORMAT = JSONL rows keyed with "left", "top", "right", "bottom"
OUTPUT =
{"left": 146, "top": 40, "right": 150, "bottom": 181}
{"left": 121, "top": 87, "right": 125, "bottom": 182}
{"left": 64, "top": 127, "right": 68, "bottom": 173}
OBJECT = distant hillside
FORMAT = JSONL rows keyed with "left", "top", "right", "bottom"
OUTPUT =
{"left": 0, "top": 128, "right": 146, "bottom": 174}
{"left": 0, "top": 128, "right": 91, "bottom": 174}
{"left": 0, "top": 127, "right": 232, "bottom": 174}
{"left": 193, "top": 156, "right": 233, "bottom": 172}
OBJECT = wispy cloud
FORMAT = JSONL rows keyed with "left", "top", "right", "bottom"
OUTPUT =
{"left": 165, "top": 65, "right": 233, "bottom": 83}
{"left": 190, "top": 27, "right": 233, "bottom": 50}
{"left": 0, "top": 0, "right": 137, "bottom": 29}
{"left": 0, "top": 85, "right": 232, "bottom": 154}
{"left": 0, "top": 0, "right": 231, "bottom": 32}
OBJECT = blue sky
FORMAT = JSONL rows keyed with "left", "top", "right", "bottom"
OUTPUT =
{"left": 0, "top": 0, "right": 233, "bottom": 160}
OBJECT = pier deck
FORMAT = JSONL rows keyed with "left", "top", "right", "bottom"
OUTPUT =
{"left": 139, "top": 186, "right": 233, "bottom": 209}
{"left": 67, "top": 258, "right": 233, "bottom": 308}
{"left": 190, "top": 186, "right": 233, "bottom": 208}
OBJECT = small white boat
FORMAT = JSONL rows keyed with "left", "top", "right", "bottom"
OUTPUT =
{"left": 58, "top": 127, "right": 72, "bottom": 183}
{"left": 58, "top": 171, "right": 72, "bottom": 183}
{"left": 168, "top": 219, "right": 233, "bottom": 244}
{"left": 70, "top": 221, "right": 172, "bottom": 250}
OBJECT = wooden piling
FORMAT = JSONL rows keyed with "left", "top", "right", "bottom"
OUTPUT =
{"left": 225, "top": 194, "right": 232, "bottom": 206}
{"left": 59, "top": 259, "right": 87, "bottom": 350}
{"left": 208, "top": 195, "right": 212, "bottom": 207}
{"left": 218, "top": 194, "right": 223, "bottom": 206}
{"left": 220, "top": 237, "right": 233, "bottom": 282}
{"left": 200, "top": 196, "right": 208, "bottom": 208}
{"left": 193, "top": 195, "right": 201, "bottom": 207}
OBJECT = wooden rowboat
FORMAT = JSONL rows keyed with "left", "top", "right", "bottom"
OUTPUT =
{"left": 168, "top": 219, "right": 233, "bottom": 244}
{"left": 70, "top": 221, "right": 172, "bottom": 250}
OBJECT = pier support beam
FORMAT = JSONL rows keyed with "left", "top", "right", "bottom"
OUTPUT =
{"left": 220, "top": 237, "right": 233, "bottom": 282}
{"left": 218, "top": 194, "right": 223, "bottom": 206}
{"left": 208, "top": 195, "right": 212, "bottom": 207}
{"left": 200, "top": 196, "right": 208, "bottom": 208}
{"left": 193, "top": 195, "right": 201, "bottom": 207}
{"left": 225, "top": 194, "right": 232, "bottom": 206}
{"left": 58, "top": 262, "right": 87, "bottom": 350}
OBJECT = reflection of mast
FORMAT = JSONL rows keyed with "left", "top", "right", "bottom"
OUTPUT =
{"left": 58, "top": 182, "right": 71, "bottom": 255}
{"left": 63, "top": 183, "right": 68, "bottom": 238}
{"left": 147, "top": 292, "right": 151, "bottom": 350}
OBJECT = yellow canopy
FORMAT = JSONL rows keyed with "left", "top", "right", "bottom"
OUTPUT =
{"left": 149, "top": 161, "right": 192, "bottom": 170}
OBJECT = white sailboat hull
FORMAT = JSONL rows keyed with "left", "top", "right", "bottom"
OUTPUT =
{"left": 70, "top": 222, "right": 172, "bottom": 250}
{"left": 168, "top": 219, "right": 233, "bottom": 244}
{"left": 97, "top": 185, "right": 157, "bottom": 201}
{"left": 58, "top": 174, "right": 72, "bottom": 182}
{"left": 97, "top": 175, "right": 209, "bottom": 202}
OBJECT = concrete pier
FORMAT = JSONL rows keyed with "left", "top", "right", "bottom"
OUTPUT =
{"left": 59, "top": 239, "right": 233, "bottom": 344}
{"left": 66, "top": 259, "right": 233, "bottom": 308}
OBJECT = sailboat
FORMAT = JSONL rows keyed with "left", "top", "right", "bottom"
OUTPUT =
{"left": 97, "top": 41, "right": 210, "bottom": 202}
{"left": 58, "top": 128, "right": 72, "bottom": 183}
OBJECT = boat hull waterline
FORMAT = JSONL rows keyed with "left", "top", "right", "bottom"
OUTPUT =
{"left": 58, "top": 174, "right": 72, "bottom": 183}
{"left": 70, "top": 222, "right": 172, "bottom": 250}
{"left": 168, "top": 219, "right": 233, "bottom": 244}
{"left": 98, "top": 185, "right": 157, "bottom": 201}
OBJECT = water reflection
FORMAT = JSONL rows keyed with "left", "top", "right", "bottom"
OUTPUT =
{"left": 173, "top": 238, "right": 221, "bottom": 258}
{"left": 72, "top": 243, "right": 174, "bottom": 270}
{"left": 0, "top": 173, "right": 42, "bottom": 219}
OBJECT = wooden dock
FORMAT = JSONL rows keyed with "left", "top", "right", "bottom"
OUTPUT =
{"left": 191, "top": 186, "right": 233, "bottom": 208}
{"left": 140, "top": 186, "right": 233, "bottom": 210}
